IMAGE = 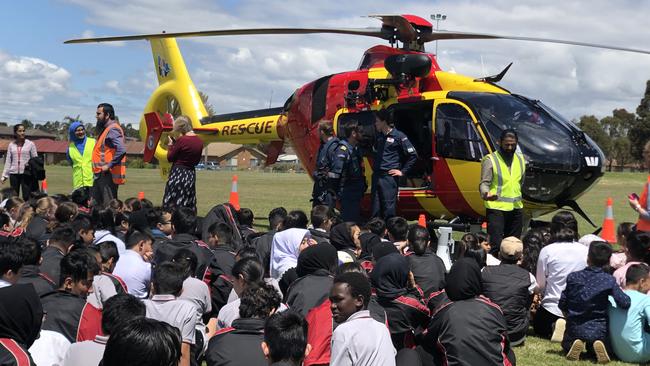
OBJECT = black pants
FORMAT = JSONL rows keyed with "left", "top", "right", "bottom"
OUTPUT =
{"left": 533, "top": 305, "right": 562, "bottom": 339}
{"left": 371, "top": 174, "right": 399, "bottom": 219}
{"left": 92, "top": 171, "right": 118, "bottom": 207}
{"left": 340, "top": 180, "right": 365, "bottom": 224}
{"left": 9, "top": 174, "right": 37, "bottom": 201}
{"left": 486, "top": 208, "right": 523, "bottom": 255}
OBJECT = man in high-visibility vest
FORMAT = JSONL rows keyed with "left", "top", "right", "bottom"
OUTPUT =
{"left": 479, "top": 129, "right": 526, "bottom": 255}
{"left": 92, "top": 103, "right": 126, "bottom": 207}
{"left": 67, "top": 121, "right": 95, "bottom": 190}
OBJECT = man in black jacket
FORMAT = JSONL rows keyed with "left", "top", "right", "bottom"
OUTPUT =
{"left": 405, "top": 225, "right": 446, "bottom": 297}
{"left": 309, "top": 205, "right": 334, "bottom": 245}
{"left": 155, "top": 207, "right": 231, "bottom": 317}
{"left": 16, "top": 238, "right": 55, "bottom": 296}
{"left": 481, "top": 236, "right": 536, "bottom": 346}
{"left": 205, "top": 283, "right": 281, "bottom": 365}
{"left": 251, "top": 207, "right": 287, "bottom": 278}
{"left": 39, "top": 226, "right": 75, "bottom": 284}
{"left": 481, "top": 236, "right": 534, "bottom": 346}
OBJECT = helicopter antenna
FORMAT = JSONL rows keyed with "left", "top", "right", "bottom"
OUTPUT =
{"left": 269, "top": 89, "right": 274, "bottom": 108}
{"left": 480, "top": 55, "right": 486, "bottom": 76}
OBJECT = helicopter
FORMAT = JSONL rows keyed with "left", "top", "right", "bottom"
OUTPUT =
{"left": 66, "top": 14, "right": 650, "bottom": 225}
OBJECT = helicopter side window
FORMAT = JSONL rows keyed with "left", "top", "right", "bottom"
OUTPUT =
{"left": 435, "top": 103, "right": 486, "bottom": 162}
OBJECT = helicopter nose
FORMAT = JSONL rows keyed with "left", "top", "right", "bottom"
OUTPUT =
{"left": 523, "top": 140, "right": 604, "bottom": 204}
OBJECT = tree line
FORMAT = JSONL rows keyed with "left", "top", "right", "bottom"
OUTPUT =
{"left": 573, "top": 80, "right": 650, "bottom": 171}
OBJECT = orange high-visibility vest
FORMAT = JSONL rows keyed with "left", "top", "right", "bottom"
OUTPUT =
{"left": 637, "top": 175, "right": 650, "bottom": 231}
{"left": 92, "top": 123, "right": 126, "bottom": 185}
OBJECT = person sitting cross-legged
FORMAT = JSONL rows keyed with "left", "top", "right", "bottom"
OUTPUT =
{"left": 559, "top": 241, "right": 631, "bottom": 363}
{"left": 608, "top": 263, "right": 650, "bottom": 364}
{"left": 481, "top": 237, "right": 537, "bottom": 346}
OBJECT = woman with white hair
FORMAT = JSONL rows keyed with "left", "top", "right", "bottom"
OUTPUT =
{"left": 162, "top": 116, "right": 204, "bottom": 211}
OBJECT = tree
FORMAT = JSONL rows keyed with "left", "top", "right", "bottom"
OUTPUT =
{"left": 578, "top": 115, "right": 610, "bottom": 157}
{"left": 601, "top": 108, "right": 635, "bottom": 170}
{"left": 199, "top": 91, "right": 216, "bottom": 116}
{"left": 630, "top": 80, "right": 650, "bottom": 160}
{"left": 20, "top": 119, "right": 34, "bottom": 129}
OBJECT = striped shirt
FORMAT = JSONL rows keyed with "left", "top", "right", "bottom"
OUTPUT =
{"left": 2, "top": 140, "right": 37, "bottom": 178}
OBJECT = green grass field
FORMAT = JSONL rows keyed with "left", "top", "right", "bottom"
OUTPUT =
{"left": 34, "top": 166, "right": 648, "bottom": 365}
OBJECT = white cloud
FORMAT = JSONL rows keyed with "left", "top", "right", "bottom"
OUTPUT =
{"left": 0, "top": 50, "right": 71, "bottom": 107}
{"left": 21, "top": 0, "right": 650, "bottom": 127}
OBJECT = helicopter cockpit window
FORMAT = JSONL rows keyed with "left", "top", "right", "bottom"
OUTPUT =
{"left": 435, "top": 103, "right": 486, "bottom": 162}
{"left": 451, "top": 92, "right": 581, "bottom": 172}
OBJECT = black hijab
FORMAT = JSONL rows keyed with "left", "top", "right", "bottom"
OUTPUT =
{"left": 445, "top": 258, "right": 482, "bottom": 301}
{"left": 296, "top": 243, "right": 338, "bottom": 277}
{"left": 371, "top": 252, "right": 409, "bottom": 299}
{"left": 0, "top": 284, "right": 43, "bottom": 347}
{"left": 330, "top": 222, "right": 356, "bottom": 251}
{"left": 359, "top": 232, "right": 382, "bottom": 260}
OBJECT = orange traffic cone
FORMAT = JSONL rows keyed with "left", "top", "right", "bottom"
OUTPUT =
{"left": 229, "top": 175, "right": 240, "bottom": 211}
{"left": 41, "top": 179, "right": 48, "bottom": 194}
{"left": 138, "top": 191, "right": 145, "bottom": 200}
{"left": 601, "top": 197, "right": 616, "bottom": 243}
{"left": 418, "top": 214, "right": 426, "bottom": 228}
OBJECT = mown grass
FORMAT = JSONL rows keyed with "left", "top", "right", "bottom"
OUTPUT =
{"left": 34, "top": 166, "right": 648, "bottom": 365}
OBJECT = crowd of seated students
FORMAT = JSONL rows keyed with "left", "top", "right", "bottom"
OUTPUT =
{"left": 1, "top": 184, "right": 650, "bottom": 366}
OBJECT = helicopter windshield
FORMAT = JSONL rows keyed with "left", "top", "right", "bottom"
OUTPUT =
{"left": 450, "top": 92, "right": 581, "bottom": 172}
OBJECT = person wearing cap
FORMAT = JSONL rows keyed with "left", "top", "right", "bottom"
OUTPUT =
{"left": 479, "top": 129, "right": 525, "bottom": 255}
{"left": 481, "top": 236, "right": 537, "bottom": 346}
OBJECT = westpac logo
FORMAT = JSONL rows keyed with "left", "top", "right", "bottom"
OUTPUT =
{"left": 585, "top": 156, "right": 599, "bottom": 167}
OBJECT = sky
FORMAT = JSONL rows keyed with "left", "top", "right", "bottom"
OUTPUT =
{"left": 1, "top": 0, "right": 650, "bottom": 130}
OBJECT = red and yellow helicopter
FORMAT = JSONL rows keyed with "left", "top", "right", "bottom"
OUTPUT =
{"left": 66, "top": 14, "right": 650, "bottom": 224}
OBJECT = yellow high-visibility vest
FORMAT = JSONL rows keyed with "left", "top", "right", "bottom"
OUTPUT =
{"left": 69, "top": 138, "right": 96, "bottom": 188}
{"left": 484, "top": 151, "right": 525, "bottom": 211}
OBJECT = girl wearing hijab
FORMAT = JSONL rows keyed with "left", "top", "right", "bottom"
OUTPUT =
{"left": 67, "top": 121, "right": 96, "bottom": 190}
{"left": 285, "top": 243, "right": 338, "bottom": 316}
{"left": 371, "top": 253, "right": 430, "bottom": 351}
{"left": 329, "top": 222, "right": 362, "bottom": 264}
{"left": 270, "top": 228, "right": 311, "bottom": 280}
{"left": 423, "top": 258, "right": 515, "bottom": 366}
{"left": 0, "top": 284, "right": 44, "bottom": 365}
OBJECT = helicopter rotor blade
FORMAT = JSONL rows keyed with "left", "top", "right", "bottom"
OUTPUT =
{"left": 368, "top": 15, "right": 418, "bottom": 42}
{"left": 421, "top": 30, "right": 650, "bottom": 55}
{"left": 64, "top": 27, "right": 386, "bottom": 44}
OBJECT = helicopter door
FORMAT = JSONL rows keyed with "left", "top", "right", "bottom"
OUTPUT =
{"left": 431, "top": 99, "right": 490, "bottom": 215}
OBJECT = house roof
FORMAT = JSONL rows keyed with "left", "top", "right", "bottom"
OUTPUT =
{"left": 126, "top": 141, "right": 145, "bottom": 155}
{"left": 0, "top": 126, "right": 56, "bottom": 139}
{"left": 0, "top": 139, "right": 146, "bottom": 156}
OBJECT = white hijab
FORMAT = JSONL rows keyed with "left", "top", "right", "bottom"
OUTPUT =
{"left": 270, "top": 228, "right": 309, "bottom": 280}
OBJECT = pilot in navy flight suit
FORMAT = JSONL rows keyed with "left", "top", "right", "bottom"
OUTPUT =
{"left": 372, "top": 109, "right": 417, "bottom": 219}
{"left": 329, "top": 121, "right": 366, "bottom": 223}
{"left": 312, "top": 121, "right": 339, "bottom": 208}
